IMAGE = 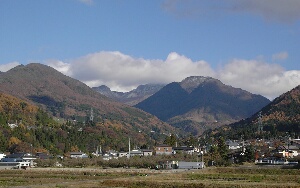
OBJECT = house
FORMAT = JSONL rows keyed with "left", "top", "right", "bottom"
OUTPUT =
{"left": 102, "top": 153, "right": 112, "bottom": 160}
{"left": 172, "top": 146, "right": 195, "bottom": 155}
{"left": 291, "top": 139, "right": 300, "bottom": 148}
{"left": 102, "top": 150, "right": 119, "bottom": 160}
{"left": 129, "top": 149, "right": 143, "bottom": 157}
{"left": 69, "top": 152, "right": 88, "bottom": 159}
{"left": 0, "top": 152, "right": 36, "bottom": 169}
{"left": 0, "top": 153, "right": 6, "bottom": 160}
{"left": 226, "top": 140, "right": 241, "bottom": 150}
{"left": 271, "top": 145, "right": 299, "bottom": 158}
{"left": 154, "top": 145, "right": 172, "bottom": 155}
{"left": 118, "top": 151, "right": 128, "bottom": 158}
{"left": 8, "top": 123, "right": 18, "bottom": 129}
{"left": 141, "top": 149, "right": 153, "bottom": 156}
{"left": 174, "top": 161, "right": 205, "bottom": 169}
{"left": 107, "top": 150, "right": 118, "bottom": 158}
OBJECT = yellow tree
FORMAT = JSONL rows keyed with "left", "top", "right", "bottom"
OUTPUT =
{"left": 8, "top": 136, "right": 21, "bottom": 147}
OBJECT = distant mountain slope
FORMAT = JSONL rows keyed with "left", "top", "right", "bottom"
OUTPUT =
{"left": 135, "top": 76, "right": 270, "bottom": 135}
{"left": 0, "top": 63, "right": 175, "bottom": 144}
{"left": 93, "top": 84, "right": 165, "bottom": 106}
{"left": 210, "top": 85, "right": 300, "bottom": 139}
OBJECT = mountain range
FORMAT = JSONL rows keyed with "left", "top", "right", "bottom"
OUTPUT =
{"left": 0, "top": 63, "right": 175, "bottom": 146}
{"left": 93, "top": 84, "right": 165, "bottom": 106}
{"left": 1, "top": 63, "right": 297, "bottom": 138}
{"left": 0, "top": 63, "right": 298, "bottom": 155}
{"left": 134, "top": 76, "right": 270, "bottom": 135}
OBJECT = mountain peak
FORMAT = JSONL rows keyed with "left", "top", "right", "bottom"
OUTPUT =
{"left": 97, "top": 85, "right": 112, "bottom": 92}
{"left": 135, "top": 76, "right": 270, "bottom": 135}
{"left": 135, "top": 84, "right": 165, "bottom": 93}
{"left": 180, "top": 76, "right": 217, "bottom": 93}
{"left": 93, "top": 84, "right": 165, "bottom": 106}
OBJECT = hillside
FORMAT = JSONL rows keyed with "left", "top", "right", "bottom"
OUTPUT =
{"left": 93, "top": 84, "right": 165, "bottom": 106}
{"left": 0, "top": 92, "right": 48, "bottom": 126}
{"left": 0, "top": 63, "right": 175, "bottom": 149}
{"left": 135, "top": 76, "right": 270, "bottom": 136}
{"left": 208, "top": 85, "right": 300, "bottom": 139}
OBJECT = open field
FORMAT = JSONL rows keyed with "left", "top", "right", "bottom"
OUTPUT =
{"left": 0, "top": 166, "right": 299, "bottom": 188}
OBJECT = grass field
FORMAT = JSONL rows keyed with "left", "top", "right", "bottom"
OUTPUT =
{"left": 0, "top": 166, "right": 299, "bottom": 187}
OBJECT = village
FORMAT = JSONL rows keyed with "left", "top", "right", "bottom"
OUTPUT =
{"left": 0, "top": 137, "right": 299, "bottom": 170}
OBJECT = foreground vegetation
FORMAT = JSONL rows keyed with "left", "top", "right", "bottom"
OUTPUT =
{"left": 0, "top": 166, "right": 299, "bottom": 187}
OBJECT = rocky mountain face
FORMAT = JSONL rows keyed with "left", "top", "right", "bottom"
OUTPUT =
{"left": 135, "top": 76, "right": 270, "bottom": 136}
{"left": 211, "top": 85, "right": 300, "bottom": 139}
{"left": 93, "top": 84, "right": 165, "bottom": 106}
{"left": 0, "top": 63, "right": 175, "bottom": 144}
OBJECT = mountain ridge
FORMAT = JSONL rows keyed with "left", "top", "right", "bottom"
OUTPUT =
{"left": 135, "top": 76, "right": 270, "bottom": 135}
{"left": 0, "top": 63, "right": 175, "bottom": 145}
{"left": 93, "top": 83, "right": 165, "bottom": 106}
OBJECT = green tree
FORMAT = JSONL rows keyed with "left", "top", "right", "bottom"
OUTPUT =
{"left": 164, "top": 134, "right": 177, "bottom": 146}
{"left": 217, "top": 137, "right": 228, "bottom": 159}
{"left": 244, "top": 145, "right": 255, "bottom": 162}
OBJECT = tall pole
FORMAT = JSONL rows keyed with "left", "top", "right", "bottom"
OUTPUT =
{"left": 128, "top": 138, "right": 131, "bottom": 159}
{"left": 201, "top": 151, "right": 203, "bottom": 169}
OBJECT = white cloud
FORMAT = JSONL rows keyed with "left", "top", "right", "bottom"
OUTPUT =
{"left": 2, "top": 52, "right": 298, "bottom": 100}
{"left": 47, "top": 51, "right": 214, "bottom": 92}
{"left": 0, "top": 61, "right": 20, "bottom": 72}
{"left": 217, "top": 59, "right": 300, "bottom": 99}
{"left": 45, "top": 51, "right": 300, "bottom": 100}
{"left": 45, "top": 59, "right": 70, "bottom": 75}
{"left": 272, "top": 52, "right": 289, "bottom": 61}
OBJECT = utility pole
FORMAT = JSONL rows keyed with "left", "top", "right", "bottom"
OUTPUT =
{"left": 128, "top": 138, "right": 131, "bottom": 159}
{"left": 286, "top": 132, "right": 290, "bottom": 158}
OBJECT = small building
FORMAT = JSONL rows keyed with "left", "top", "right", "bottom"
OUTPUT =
{"left": 172, "top": 161, "right": 205, "bottom": 169}
{"left": 8, "top": 123, "right": 18, "bottom": 129}
{"left": 226, "top": 140, "right": 241, "bottom": 150}
{"left": 70, "top": 152, "right": 88, "bottom": 159}
{"left": 141, "top": 149, "right": 153, "bottom": 156}
{"left": 0, "top": 153, "right": 6, "bottom": 160}
{"left": 0, "top": 152, "right": 36, "bottom": 169}
{"left": 272, "top": 145, "right": 299, "bottom": 158}
{"left": 129, "top": 149, "right": 143, "bottom": 157}
{"left": 154, "top": 145, "right": 172, "bottom": 155}
{"left": 172, "top": 146, "right": 195, "bottom": 155}
{"left": 118, "top": 151, "right": 128, "bottom": 158}
{"left": 102, "top": 153, "right": 112, "bottom": 160}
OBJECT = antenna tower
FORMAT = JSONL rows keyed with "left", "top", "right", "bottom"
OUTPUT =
{"left": 90, "top": 108, "right": 94, "bottom": 122}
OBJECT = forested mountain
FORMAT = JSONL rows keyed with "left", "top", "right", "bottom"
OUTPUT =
{"left": 206, "top": 85, "right": 300, "bottom": 140}
{"left": 135, "top": 76, "right": 270, "bottom": 136}
{"left": 93, "top": 84, "right": 165, "bottom": 106}
{"left": 0, "top": 63, "right": 176, "bottom": 153}
{"left": 0, "top": 93, "right": 135, "bottom": 155}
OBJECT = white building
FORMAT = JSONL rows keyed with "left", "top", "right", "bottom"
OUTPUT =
{"left": 0, "top": 153, "right": 6, "bottom": 160}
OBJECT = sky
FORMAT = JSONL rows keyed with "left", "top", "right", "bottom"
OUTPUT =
{"left": 1, "top": 0, "right": 300, "bottom": 100}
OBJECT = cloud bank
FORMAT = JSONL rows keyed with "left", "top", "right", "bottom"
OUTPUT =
{"left": 162, "top": 0, "right": 300, "bottom": 23}
{"left": 44, "top": 51, "right": 300, "bottom": 100}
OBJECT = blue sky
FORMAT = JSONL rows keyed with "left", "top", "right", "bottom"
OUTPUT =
{"left": 1, "top": 0, "right": 300, "bottom": 99}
